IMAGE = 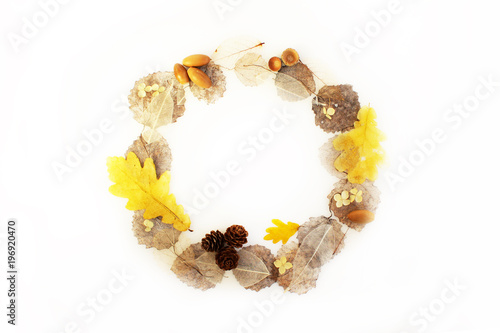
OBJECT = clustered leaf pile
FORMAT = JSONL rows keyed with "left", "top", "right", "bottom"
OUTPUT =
{"left": 106, "top": 37, "right": 385, "bottom": 294}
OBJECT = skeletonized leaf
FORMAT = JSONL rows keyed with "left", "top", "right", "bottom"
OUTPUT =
{"left": 161, "top": 233, "right": 192, "bottom": 266}
{"left": 277, "top": 241, "right": 320, "bottom": 294}
{"left": 328, "top": 179, "right": 381, "bottom": 232}
{"left": 319, "top": 136, "right": 346, "bottom": 180}
{"left": 152, "top": 225, "right": 182, "bottom": 250}
{"left": 233, "top": 245, "right": 276, "bottom": 289}
{"left": 171, "top": 243, "right": 225, "bottom": 291}
{"left": 287, "top": 221, "right": 336, "bottom": 294}
{"left": 287, "top": 267, "right": 321, "bottom": 295}
{"left": 141, "top": 127, "right": 163, "bottom": 144}
{"left": 242, "top": 245, "right": 278, "bottom": 291}
{"left": 129, "top": 71, "right": 186, "bottom": 125}
{"left": 132, "top": 211, "right": 180, "bottom": 249}
{"left": 139, "top": 88, "right": 173, "bottom": 143}
{"left": 275, "top": 62, "right": 316, "bottom": 102}
{"left": 195, "top": 252, "right": 225, "bottom": 285}
{"left": 234, "top": 53, "right": 271, "bottom": 87}
{"left": 211, "top": 37, "right": 264, "bottom": 69}
{"left": 297, "top": 216, "right": 345, "bottom": 258}
{"left": 126, "top": 135, "right": 172, "bottom": 178}
{"left": 189, "top": 61, "right": 226, "bottom": 104}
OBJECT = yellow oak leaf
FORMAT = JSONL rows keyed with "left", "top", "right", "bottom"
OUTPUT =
{"left": 264, "top": 219, "right": 299, "bottom": 244}
{"left": 107, "top": 152, "right": 191, "bottom": 232}
{"left": 333, "top": 106, "right": 385, "bottom": 184}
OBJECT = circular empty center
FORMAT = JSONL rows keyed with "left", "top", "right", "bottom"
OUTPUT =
{"left": 165, "top": 82, "right": 334, "bottom": 245}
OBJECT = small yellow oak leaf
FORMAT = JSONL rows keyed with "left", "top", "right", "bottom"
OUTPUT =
{"left": 107, "top": 152, "right": 191, "bottom": 232}
{"left": 333, "top": 106, "right": 385, "bottom": 184}
{"left": 264, "top": 219, "right": 299, "bottom": 244}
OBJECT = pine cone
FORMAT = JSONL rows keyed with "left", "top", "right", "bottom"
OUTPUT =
{"left": 215, "top": 247, "right": 239, "bottom": 270}
{"left": 201, "top": 230, "right": 225, "bottom": 252}
{"left": 224, "top": 225, "right": 248, "bottom": 248}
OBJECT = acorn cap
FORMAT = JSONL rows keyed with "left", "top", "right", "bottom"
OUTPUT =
{"left": 281, "top": 48, "right": 300, "bottom": 66}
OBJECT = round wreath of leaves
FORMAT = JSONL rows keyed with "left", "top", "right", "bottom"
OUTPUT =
{"left": 107, "top": 37, "right": 385, "bottom": 294}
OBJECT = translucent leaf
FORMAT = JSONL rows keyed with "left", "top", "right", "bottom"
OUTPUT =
{"left": 275, "top": 62, "right": 316, "bottom": 102}
{"left": 161, "top": 233, "right": 191, "bottom": 267}
{"left": 126, "top": 135, "right": 172, "bottom": 178}
{"left": 287, "top": 221, "right": 336, "bottom": 293}
{"left": 171, "top": 243, "right": 225, "bottom": 291}
{"left": 189, "top": 62, "right": 226, "bottom": 104}
{"left": 288, "top": 267, "right": 321, "bottom": 295}
{"left": 129, "top": 71, "right": 186, "bottom": 124}
{"left": 276, "top": 241, "right": 298, "bottom": 290}
{"left": 152, "top": 224, "right": 183, "bottom": 250}
{"left": 141, "top": 86, "right": 174, "bottom": 131}
{"left": 211, "top": 36, "right": 264, "bottom": 69}
{"left": 318, "top": 136, "right": 346, "bottom": 180}
{"left": 142, "top": 127, "right": 162, "bottom": 144}
{"left": 234, "top": 53, "right": 271, "bottom": 87}
{"left": 132, "top": 212, "right": 180, "bottom": 249}
{"left": 276, "top": 241, "right": 320, "bottom": 294}
{"left": 297, "top": 216, "right": 345, "bottom": 258}
{"left": 233, "top": 247, "right": 271, "bottom": 288}
{"left": 195, "top": 252, "right": 225, "bottom": 285}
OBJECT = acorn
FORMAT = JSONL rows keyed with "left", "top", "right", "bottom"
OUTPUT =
{"left": 187, "top": 67, "right": 212, "bottom": 88}
{"left": 347, "top": 210, "right": 375, "bottom": 224}
{"left": 268, "top": 56, "right": 282, "bottom": 72}
{"left": 174, "top": 63, "right": 189, "bottom": 84}
{"left": 182, "top": 54, "right": 211, "bottom": 67}
{"left": 281, "top": 48, "right": 300, "bottom": 66}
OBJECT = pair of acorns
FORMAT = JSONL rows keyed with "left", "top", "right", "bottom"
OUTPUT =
{"left": 268, "top": 48, "right": 300, "bottom": 71}
{"left": 174, "top": 55, "right": 213, "bottom": 89}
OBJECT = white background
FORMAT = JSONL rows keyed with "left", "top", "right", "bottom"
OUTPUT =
{"left": 1, "top": 0, "right": 499, "bottom": 332}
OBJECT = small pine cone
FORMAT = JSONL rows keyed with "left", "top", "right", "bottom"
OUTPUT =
{"left": 215, "top": 247, "right": 239, "bottom": 271}
{"left": 224, "top": 225, "right": 248, "bottom": 248}
{"left": 201, "top": 230, "right": 225, "bottom": 252}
